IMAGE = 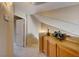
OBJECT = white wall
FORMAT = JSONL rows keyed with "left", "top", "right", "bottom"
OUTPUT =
{"left": 35, "top": 15, "right": 79, "bottom": 37}
{"left": 27, "top": 14, "right": 40, "bottom": 39}
{"left": 35, "top": 5, "right": 79, "bottom": 37}
{"left": 38, "top": 5, "right": 79, "bottom": 25}
{"left": 31, "top": 15, "right": 41, "bottom": 33}
{"left": 40, "top": 22, "right": 75, "bottom": 36}
{"left": 14, "top": 10, "right": 26, "bottom": 19}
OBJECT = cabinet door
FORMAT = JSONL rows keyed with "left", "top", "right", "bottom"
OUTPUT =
{"left": 39, "top": 35, "right": 44, "bottom": 52}
{"left": 57, "top": 45, "right": 79, "bottom": 57}
{"left": 48, "top": 39, "right": 57, "bottom": 57}
{"left": 43, "top": 37, "right": 48, "bottom": 55}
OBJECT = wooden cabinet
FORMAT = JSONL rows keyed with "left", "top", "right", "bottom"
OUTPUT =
{"left": 48, "top": 39, "right": 57, "bottom": 57}
{"left": 57, "top": 45, "right": 79, "bottom": 57}
{"left": 39, "top": 34, "right": 79, "bottom": 57}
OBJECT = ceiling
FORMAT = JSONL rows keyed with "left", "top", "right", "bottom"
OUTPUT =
{"left": 14, "top": 2, "right": 79, "bottom": 15}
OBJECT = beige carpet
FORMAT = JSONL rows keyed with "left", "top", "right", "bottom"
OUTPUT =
{"left": 13, "top": 43, "right": 46, "bottom": 57}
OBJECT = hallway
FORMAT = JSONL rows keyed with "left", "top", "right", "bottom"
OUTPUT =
{"left": 13, "top": 43, "right": 46, "bottom": 57}
{"left": 0, "top": 2, "right": 79, "bottom": 57}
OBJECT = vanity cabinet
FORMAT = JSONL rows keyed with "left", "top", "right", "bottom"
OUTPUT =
{"left": 39, "top": 34, "right": 79, "bottom": 57}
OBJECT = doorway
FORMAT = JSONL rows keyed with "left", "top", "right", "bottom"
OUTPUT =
{"left": 14, "top": 16, "right": 25, "bottom": 47}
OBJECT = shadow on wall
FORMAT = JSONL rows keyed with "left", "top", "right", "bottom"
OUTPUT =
{"left": 26, "top": 33, "right": 38, "bottom": 48}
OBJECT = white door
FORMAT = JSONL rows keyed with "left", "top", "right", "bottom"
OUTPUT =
{"left": 15, "top": 19, "right": 25, "bottom": 47}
